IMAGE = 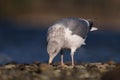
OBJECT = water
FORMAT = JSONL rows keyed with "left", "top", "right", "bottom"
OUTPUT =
{"left": 0, "top": 19, "right": 120, "bottom": 64}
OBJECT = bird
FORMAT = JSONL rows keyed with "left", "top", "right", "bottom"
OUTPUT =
{"left": 47, "top": 18, "right": 98, "bottom": 66}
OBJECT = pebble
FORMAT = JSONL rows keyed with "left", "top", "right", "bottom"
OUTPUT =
{"left": 4, "top": 64, "right": 16, "bottom": 69}
{"left": 0, "top": 62, "right": 119, "bottom": 80}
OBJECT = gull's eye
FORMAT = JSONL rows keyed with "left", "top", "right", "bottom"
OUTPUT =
{"left": 53, "top": 49, "right": 57, "bottom": 54}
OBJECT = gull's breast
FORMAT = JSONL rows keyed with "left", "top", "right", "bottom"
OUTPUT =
{"left": 63, "top": 28, "right": 85, "bottom": 49}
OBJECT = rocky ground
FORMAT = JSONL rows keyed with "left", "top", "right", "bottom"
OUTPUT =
{"left": 0, "top": 62, "right": 120, "bottom": 80}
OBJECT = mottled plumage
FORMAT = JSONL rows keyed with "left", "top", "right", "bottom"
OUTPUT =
{"left": 47, "top": 18, "right": 98, "bottom": 66}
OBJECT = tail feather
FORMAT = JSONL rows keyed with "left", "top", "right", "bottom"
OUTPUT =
{"left": 90, "top": 27, "right": 98, "bottom": 31}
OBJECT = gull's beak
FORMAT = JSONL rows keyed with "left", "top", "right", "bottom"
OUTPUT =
{"left": 48, "top": 56, "right": 54, "bottom": 64}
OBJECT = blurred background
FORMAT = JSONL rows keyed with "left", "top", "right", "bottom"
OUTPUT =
{"left": 0, "top": 0, "right": 120, "bottom": 64}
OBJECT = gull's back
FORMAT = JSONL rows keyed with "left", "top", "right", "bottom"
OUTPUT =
{"left": 55, "top": 18, "right": 91, "bottom": 39}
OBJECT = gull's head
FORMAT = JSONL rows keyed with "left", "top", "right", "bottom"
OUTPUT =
{"left": 47, "top": 40, "right": 61, "bottom": 64}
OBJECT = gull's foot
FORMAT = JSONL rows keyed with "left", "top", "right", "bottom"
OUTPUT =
{"left": 61, "top": 63, "right": 68, "bottom": 67}
{"left": 55, "top": 64, "right": 68, "bottom": 69}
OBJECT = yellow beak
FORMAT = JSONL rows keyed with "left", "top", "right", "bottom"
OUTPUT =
{"left": 48, "top": 56, "right": 54, "bottom": 64}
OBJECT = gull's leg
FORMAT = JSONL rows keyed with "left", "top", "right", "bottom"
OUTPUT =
{"left": 71, "top": 52, "right": 74, "bottom": 66}
{"left": 61, "top": 50, "right": 64, "bottom": 66}
{"left": 70, "top": 48, "right": 76, "bottom": 66}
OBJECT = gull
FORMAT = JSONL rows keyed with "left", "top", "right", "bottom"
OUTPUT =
{"left": 47, "top": 18, "right": 98, "bottom": 66}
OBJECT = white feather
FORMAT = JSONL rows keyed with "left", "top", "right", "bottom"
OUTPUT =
{"left": 64, "top": 28, "right": 85, "bottom": 49}
{"left": 90, "top": 27, "right": 98, "bottom": 31}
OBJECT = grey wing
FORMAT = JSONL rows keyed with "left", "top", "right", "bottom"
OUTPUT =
{"left": 67, "top": 19, "right": 89, "bottom": 38}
